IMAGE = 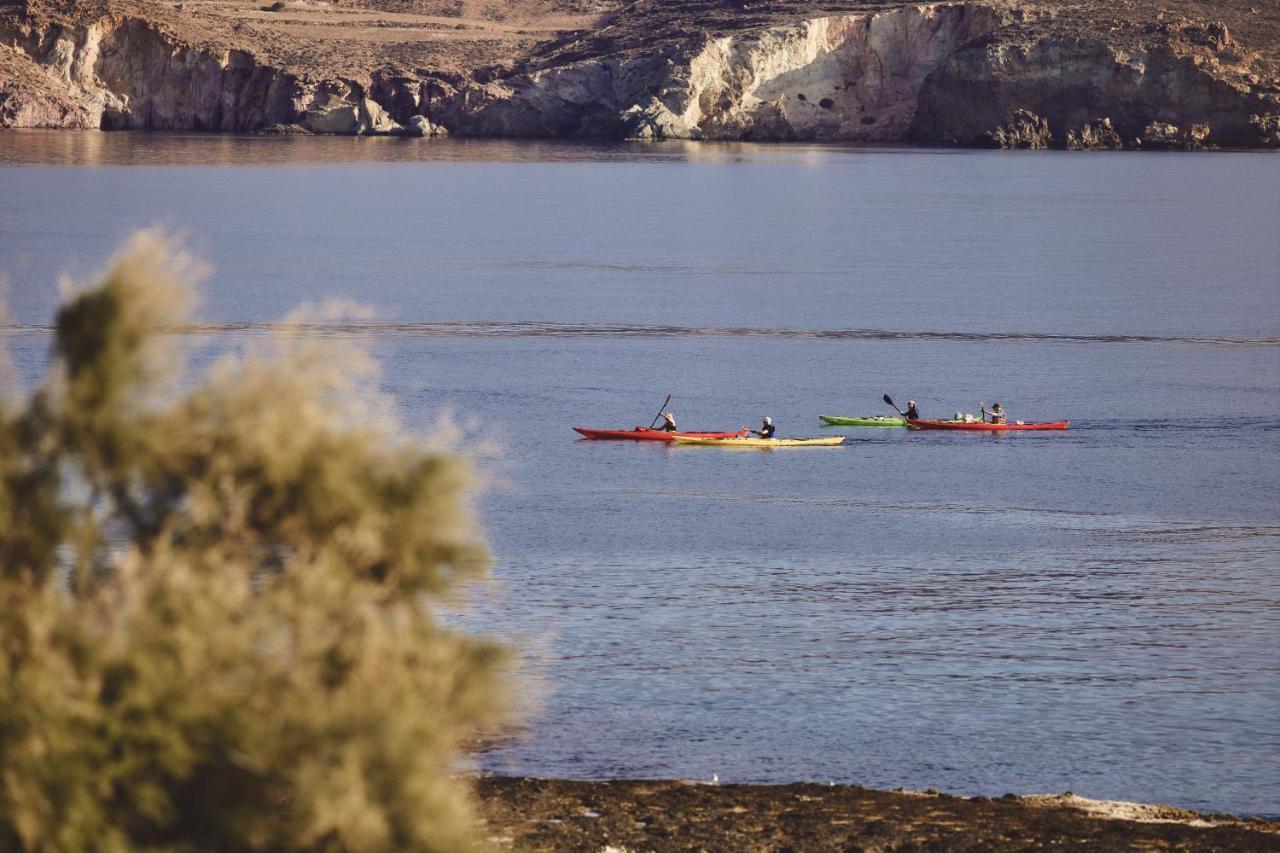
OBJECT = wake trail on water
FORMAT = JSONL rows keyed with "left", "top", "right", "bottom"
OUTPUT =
{"left": 3, "top": 320, "right": 1278, "bottom": 347}
{"left": 551, "top": 488, "right": 1280, "bottom": 534}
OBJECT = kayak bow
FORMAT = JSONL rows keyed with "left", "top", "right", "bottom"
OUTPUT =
{"left": 573, "top": 427, "right": 748, "bottom": 442}
{"left": 906, "top": 419, "right": 1069, "bottom": 431}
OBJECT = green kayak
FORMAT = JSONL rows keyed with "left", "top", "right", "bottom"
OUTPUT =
{"left": 819, "top": 415, "right": 907, "bottom": 427}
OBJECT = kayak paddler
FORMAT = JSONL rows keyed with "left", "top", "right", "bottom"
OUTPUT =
{"left": 906, "top": 400, "right": 920, "bottom": 420}
{"left": 982, "top": 402, "right": 1007, "bottom": 424}
{"left": 751, "top": 417, "right": 776, "bottom": 439}
{"left": 657, "top": 412, "right": 678, "bottom": 432}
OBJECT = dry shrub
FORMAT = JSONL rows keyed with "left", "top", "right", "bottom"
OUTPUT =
{"left": 0, "top": 230, "right": 508, "bottom": 851}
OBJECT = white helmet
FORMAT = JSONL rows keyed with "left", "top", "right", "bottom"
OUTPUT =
{"left": 762, "top": 417, "right": 773, "bottom": 425}
{"left": 661, "top": 412, "right": 675, "bottom": 421}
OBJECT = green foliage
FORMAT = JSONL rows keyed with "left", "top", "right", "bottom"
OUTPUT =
{"left": 0, "top": 231, "right": 508, "bottom": 851}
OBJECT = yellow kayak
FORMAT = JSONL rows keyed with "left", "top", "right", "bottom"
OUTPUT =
{"left": 672, "top": 435, "right": 845, "bottom": 448}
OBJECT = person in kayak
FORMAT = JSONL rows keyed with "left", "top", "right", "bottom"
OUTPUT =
{"left": 906, "top": 400, "right": 920, "bottom": 419}
{"left": 657, "top": 412, "right": 678, "bottom": 432}
{"left": 982, "top": 402, "right": 1007, "bottom": 424}
{"left": 751, "top": 417, "right": 776, "bottom": 439}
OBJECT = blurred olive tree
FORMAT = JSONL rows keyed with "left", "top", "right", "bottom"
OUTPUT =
{"left": 0, "top": 231, "right": 508, "bottom": 851}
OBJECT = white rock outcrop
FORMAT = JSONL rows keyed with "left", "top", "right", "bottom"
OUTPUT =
{"left": 401, "top": 114, "right": 447, "bottom": 137}
{"left": 445, "top": 3, "right": 1006, "bottom": 141}
{"left": 679, "top": 4, "right": 1006, "bottom": 140}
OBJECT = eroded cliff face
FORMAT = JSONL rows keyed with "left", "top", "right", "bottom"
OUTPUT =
{"left": 0, "top": 15, "right": 449, "bottom": 134}
{"left": 687, "top": 5, "right": 1007, "bottom": 140}
{"left": 4, "top": 17, "right": 279, "bottom": 129}
{"left": 1, "top": 1, "right": 1277, "bottom": 147}
{"left": 443, "top": 4, "right": 1007, "bottom": 141}
{"left": 912, "top": 20, "right": 1279, "bottom": 147}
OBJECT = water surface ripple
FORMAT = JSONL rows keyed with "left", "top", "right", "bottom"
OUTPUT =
{"left": 2, "top": 135, "right": 1277, "bottom": 816}
{"left": 6, "top": 320, "right": 1277, "bottom": 347}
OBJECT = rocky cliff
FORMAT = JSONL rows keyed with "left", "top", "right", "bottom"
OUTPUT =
{"left": 2, "top": 0, "right": 1278, "bottom": 147}
{"left": 0, "top": 13, "right": 445, "bottom": 134}
{"left": 440, "top": 4, "right": 1008, "bottom": 141}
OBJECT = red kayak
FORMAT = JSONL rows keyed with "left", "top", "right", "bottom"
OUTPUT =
{"left": 907, "top": 419, "right": 1069, "bottom": 431}
{"left": 574, "top": 426, "right": 748, "bottom": 442}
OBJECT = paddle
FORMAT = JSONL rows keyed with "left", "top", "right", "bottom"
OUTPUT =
{"left": 647, "top": 394, "right": 673, "bottom": 429}
{"left": 882, "top": 393, "right": 906, "bottom": 417}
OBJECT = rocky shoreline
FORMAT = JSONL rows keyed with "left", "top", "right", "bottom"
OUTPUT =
{"left": 2, "top": 0, "right": 1279, "bottom": 148}
{"left": 475, "top": 777, "right": 1280, "bottom": 851}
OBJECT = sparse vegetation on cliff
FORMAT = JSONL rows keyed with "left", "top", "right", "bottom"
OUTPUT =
{"left": 0, "top": 231, "right": 508, "bottom": 850}
{"left": 1, "top": 0, "right": 1277, "bottom": 145}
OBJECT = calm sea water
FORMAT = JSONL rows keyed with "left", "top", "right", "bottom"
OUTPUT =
{"left": 2, "top": 132, "right": 1278, "bottom": 815}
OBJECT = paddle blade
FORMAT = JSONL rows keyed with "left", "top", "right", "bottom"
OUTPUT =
{"left": 882, "top": 393, "right": 895, "bottom": 407}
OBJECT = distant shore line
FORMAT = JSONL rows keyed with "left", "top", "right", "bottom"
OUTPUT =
{"left": 475, "top": 776, "right": 1280, "bottom": 851}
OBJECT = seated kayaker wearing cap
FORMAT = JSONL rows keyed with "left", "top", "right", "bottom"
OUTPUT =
{"left": 906, "top": 400, "right": 920, "bottom": 419}
{"left": 751, "top": 417, "right": 776, "bottom": 438}
{"left": 657, "top": 412, "right": 678, "bottom": 432}
{"left": 981, "top": 402, "right": 1007, "bottom": 424}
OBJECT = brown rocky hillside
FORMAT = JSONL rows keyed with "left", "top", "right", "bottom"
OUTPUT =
{"left": 2, "top": 0, "right": 1278, "bottom": 145}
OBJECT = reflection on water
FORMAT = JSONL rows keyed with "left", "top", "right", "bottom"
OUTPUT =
{"left": 0, "top": 129, "right": 926, "bottom": 167}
